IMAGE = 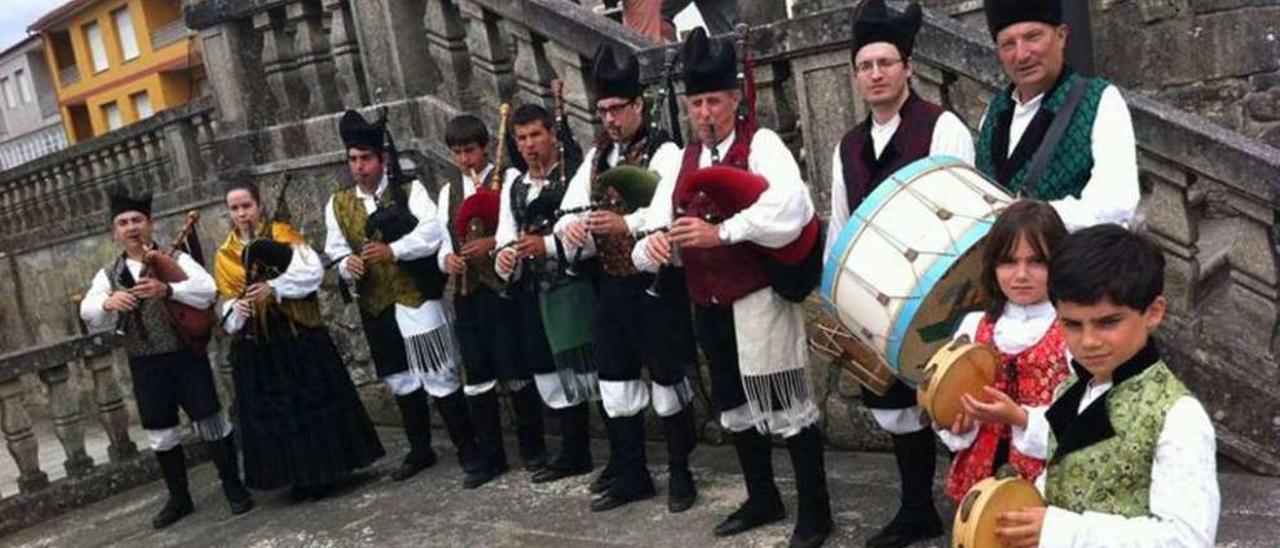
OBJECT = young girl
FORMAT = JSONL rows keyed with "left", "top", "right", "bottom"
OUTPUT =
{"left": 936, "top": 199, "right": 1071, "bottom": 501}
{"left": 216, "top": 181, "right": 384, "bottom": 499}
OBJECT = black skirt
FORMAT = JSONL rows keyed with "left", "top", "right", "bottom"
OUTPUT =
{"left": 229, "top": 320, "right": 385, "bottom": 490}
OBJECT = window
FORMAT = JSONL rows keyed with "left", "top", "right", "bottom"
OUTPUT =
{"left": 16, "top": 70, "right": 32, "bottom": 103}
{"left": 131, "top": 91, "right": 153, "bottom": 119}
{"left": 84, "top": 21, "right": 109, "bottom": 73}
{"left": 113, "top": 8, "right": 139, "bottom": 61}
{"left": 1, "top": 77, "right": 16, "bottom": 109}
{"left": 102, "top": 102, "right": 122, "bottom": 130}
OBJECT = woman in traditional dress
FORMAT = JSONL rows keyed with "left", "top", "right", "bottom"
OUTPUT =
{"left": 936, "top": 199, "right": 1071, "bottom": 501}
{"left": 215, "top": 181, "right": 384, "bottom": 500}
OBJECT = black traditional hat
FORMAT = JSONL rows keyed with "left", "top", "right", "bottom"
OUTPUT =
{"left": 681, "top": 28, "right": 737, "bottom": 96}
{"left": 984, "top": 0, "right": 1062, "bottom": 40}
{"left": 852, "top": 0, "right": 924, "bottom": 59}
{"left": 109, "top": 186, "right": 152, "bottom": 219}
{"left": 591, "top": 45, "right": 643, "bottom": 100}
{"left": 339, "top": 109, "right": 387, "bottom": 152}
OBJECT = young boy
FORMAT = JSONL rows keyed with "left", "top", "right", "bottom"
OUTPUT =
{"left": 965, "top": 224, "right": 1219, "bottom": 547}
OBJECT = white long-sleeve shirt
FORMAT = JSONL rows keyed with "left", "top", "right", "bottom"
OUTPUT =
{"left": 1016, "top": 380, "right": 1220, "bottom": 548}
{"left": 934, "top": 302, "right": 1057, "bottom": 452}
{"left": 323, "top": 175, "right": 448, "bottom": 336}
{"left": 631, "top": 128, "right": 815, "bottom": 273}
{"left": 220, "top": 239, "right": 325, "bottom": 334}
{"left": 435, "top": 164, "right": 520, "bottom": 274}
{"left": 552, "top": 140, "right": 683, "bottom": 262}
{"left": 825, "top": 110, "right": 976, "bottom": 262}
{"left": 979, "top": 84, "right": 1139, "bottom": 232}
{"left": 80, "top": 251, "right": 217, "bottom": 333}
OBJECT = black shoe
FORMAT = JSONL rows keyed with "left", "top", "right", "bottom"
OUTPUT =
{"left": 463, "top": 460, "right": 509, "bottom": 489}
{"left": 530, "top": 461, "right": 593, "bottom": 483}
{"left": 589, "top": 469, "right": 616, "bottom": 494}
{"left": 590, "top": 483, "right": 656, "bottom": 512}
{"left": 390, "top": 450, "right": 438, "bottom": 481}
{"left": 152, "top": 446, "right": 194, "bottom": 529}
{"left": 864, "top": 510, "right": 942, "bottom": 548}
{"left": 151, "top": 495, "right": 195, "bottom": 529}
{"left": 713, "top": 498, "right": 786, "bottom": 537}
{"left": 667, "top": 467, "right": 697, "bottom": 513}
{"left": 790, "top": 527, "right": 833, "bottom": 548}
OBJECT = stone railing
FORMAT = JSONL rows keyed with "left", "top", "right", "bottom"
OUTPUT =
{"left": 0, "top": 97, "right": 217, "bottom": 255}
{"left": 0, "top": 332, "right": 155, "bottom": 536}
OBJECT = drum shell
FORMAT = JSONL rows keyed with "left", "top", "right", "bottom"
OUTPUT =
{"left": 952, "top": 476, "right": 1045, "bottom": 548}
{"left": 810, "top": 315, "right": 895, "bottom": 396}
{"left": 821, "top": 155, "right": 1011, "bottom": 386}
{"left": 917, "top": 341, "right": 998, "bottom": 427}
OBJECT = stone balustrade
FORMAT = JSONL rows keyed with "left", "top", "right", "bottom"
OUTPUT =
{"left": 0, "top": 98, "right": 217, "bottom": 255}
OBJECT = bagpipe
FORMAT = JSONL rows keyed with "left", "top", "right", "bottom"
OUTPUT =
{"left": 452, "top": 104, "right": 511, "bottom": 296}
{"left": 114, "top": 210, "right": 216, "bottom": 353}
{"left": 219, "top": 176, "right": 301, "bottom": 335}
{"left": 671, "top": 24, "right": 824, "bottom": 303}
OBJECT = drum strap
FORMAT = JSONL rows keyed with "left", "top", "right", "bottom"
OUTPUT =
{"left": 1021, "top": 77, "right": 1089, "bottom": 196}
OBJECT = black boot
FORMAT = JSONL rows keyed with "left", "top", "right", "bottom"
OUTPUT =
{"left": 591, "top": 413, "right": 656, "bottom": 512}
{"left": 207, "top": 436, "right": 254, "bottom": 515}
{"left": 465, "top": 389, "right": 509, "bottom": 489}
{"left": 435, "top": 389, "right": 481, "bottom": 476}
{"left": 662, "top": 409, "right": 698, "bottom": 513}
{"left": 531, "top": 403, "right": 593, "bottom": 483}
{"left": 865, "top": 429, "right": 943, "bottom": 548}
{"left": 786, "top": 426, "right": 833, "bottom": 548}
{"left": 151, "top": 446, "right": 194, "bottom": 529}
{"left": 714, "top": 429, "right": 785, "bottom": 537}
{"left": 511, "top": 383, "right": 548, "bottom": 472}
{"left": 391, "top": 390, "right": 438, "bottom": 481}
{"left": 589, "top": 403, "right": 620, "bottom": 495}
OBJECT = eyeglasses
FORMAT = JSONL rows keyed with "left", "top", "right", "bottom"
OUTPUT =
{"left": 855, "top": 58, "right": 904, "bottom": 74}
{"left": 596, "top": 99, "right": 635, "bottom": 117}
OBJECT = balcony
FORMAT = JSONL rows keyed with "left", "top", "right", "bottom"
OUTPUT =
{"left": 57, "top": 65, "right": 79, "bottom": 87}
{"left": 150, "top": 20, "right": 188, "bottom": 51}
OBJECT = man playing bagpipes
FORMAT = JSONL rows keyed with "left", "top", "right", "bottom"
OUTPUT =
{"left": 633, "top": 27, "right": 832, "bottom": 548}
{"left": 322, "top": 110, "right": 479, "bottom": 483}
{"left": 494, "top": 104, "right": 599, "bottom": 485}
{"left": 80, "top": 188, "right": 252, "bottom": 529}
{"left": 435, "top": 113, "right": 550, "bottom": 488}
{"left": 823, "top": 3, "right": 975, "bottom": 547}
{"left": 553, "top": 45, "right": 700, "bottom": 513}
{"left": 977, "top": 0, "right": 1139, "bottom": 232}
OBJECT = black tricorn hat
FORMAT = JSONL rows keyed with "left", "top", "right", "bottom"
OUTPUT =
{"left": 852, "top": 0, "right": 924, "bottom": 59}
{"left": 109, "top": 186, "right": 152, "bottom": 219}
{"left": 339, "top": 109, "right": 387, "bottom": 152}
{"left": 591, "top": 44, "right": 643, "bottom": 100}
{"left": 984, "top": 0, "right": 1063, "bottom": 40}
{"left": 681, "top": 28, "right": 737, "bottom": 96}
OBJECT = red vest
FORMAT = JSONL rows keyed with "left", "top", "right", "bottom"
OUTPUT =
{"left": 674, "top": 125, "right": 770, "bottom": 307}
{"left": 945, "top": 316, "right": 1070, "bottom": 501}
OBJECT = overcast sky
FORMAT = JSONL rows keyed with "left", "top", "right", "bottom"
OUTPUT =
{"left": 0, "top": 0, "right": 61, "bottom": 54}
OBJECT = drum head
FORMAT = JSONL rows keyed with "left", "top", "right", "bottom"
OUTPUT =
{"left": 953, "top": 478, "right": 1045, "bottom": 548}
{"left": 919, "top": 342, "right": 998, "bottom": 427}
{"left": 893, "top": 239, "right": 988, "bottom": 385}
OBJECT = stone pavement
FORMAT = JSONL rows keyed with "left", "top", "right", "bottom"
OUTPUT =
{"left": 2, "top": 427, "right": 1278, "bottom": 548}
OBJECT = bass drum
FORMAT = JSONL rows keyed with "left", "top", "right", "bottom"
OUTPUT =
{"left": 821, "top": 155, "right": 1011, "bottom": 386}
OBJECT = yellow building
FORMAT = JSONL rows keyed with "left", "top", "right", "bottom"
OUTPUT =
{"left": 30, "top": 0, "right": 205, "bottom": 144}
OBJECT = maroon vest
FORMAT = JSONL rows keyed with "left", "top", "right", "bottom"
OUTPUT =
{"left": 839, "top": 93, "right": 944, "bottom": 211}
{"left": 674, "top": 123, "right": 769, "bottom": 307}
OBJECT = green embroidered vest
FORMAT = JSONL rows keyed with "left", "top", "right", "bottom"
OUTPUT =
{"left": 1044, "top": 361, "right": 1189, "bottom": 518}
{"left": 976, "top": 71, "right": 1110, "bottom": 200}
{"left": 332, "top": 183, "right": 426, "bottom": 316}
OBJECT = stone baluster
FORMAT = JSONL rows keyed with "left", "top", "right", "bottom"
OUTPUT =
{"left": 38, "top": 363, "right": 94, "bottom": 478}
{"left": 164, "top": 116, "right": 206, "bottom": 188}
{"left": 503, "top": 22, "right": 556, "bottom": 110}
{"left": 459, "top": 1, "right": 515, "bottom": 109}
{"left": 0, "top": 376, "right": 49, "bottom": 493}
{"left": 255, "top": 9, "right": 300, "bottom": 122}
{"left": 425, "top": 0, "right": 477, "bottom": 112}
{"left": 113, "top": 144, "right": 133, "bottom": 191}
{"left": 83, "top": 348, "right": 138, "bottom": 463}
{"left": 287, "top": 0, "right": 341, "bottom": 116}
{"left": 322, "top": 0, "right": 367, "bottom": 108}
